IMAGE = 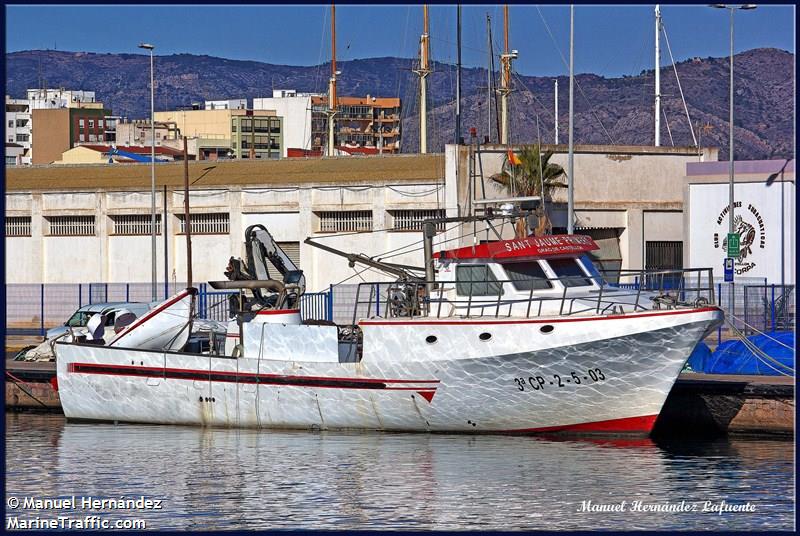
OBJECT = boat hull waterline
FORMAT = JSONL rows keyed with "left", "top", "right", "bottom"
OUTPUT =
{"left": 55, "top": 307, "right": 722, "bottom": 435}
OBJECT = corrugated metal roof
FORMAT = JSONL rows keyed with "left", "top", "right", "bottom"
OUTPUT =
{"left": 5, "top": 153, "right": 445, "bottom": 191}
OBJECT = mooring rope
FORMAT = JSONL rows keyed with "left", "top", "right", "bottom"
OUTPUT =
{"left": 5, "top": 371, "right": 52, "bottom": 409}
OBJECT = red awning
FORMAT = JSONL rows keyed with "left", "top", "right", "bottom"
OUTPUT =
{"left": 435, "top": 234, "right": 599, "bottom": 261}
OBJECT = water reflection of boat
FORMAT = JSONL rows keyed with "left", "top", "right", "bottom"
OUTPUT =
{"left": 56, "top": 218, "right": 722, "bottom": 435}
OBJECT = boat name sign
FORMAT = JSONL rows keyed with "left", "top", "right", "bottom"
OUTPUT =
{"left": 489, "top": 235, "right": 598, "bottom": 258}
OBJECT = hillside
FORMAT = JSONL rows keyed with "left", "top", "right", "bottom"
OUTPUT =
{"left": 6, "top": 48, "right": 794, "bottom": 160}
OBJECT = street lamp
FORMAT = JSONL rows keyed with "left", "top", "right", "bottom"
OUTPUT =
{"left": 709, "top": 4, "right": 757, "bottom": 247}
{"left": 139, "top": 42, "right": 157, "bottom": 300}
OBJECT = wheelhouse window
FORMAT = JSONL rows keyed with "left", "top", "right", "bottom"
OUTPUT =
{"left": 548, "top": 258, "right": 593, "bottom": 287}
{"left": 502, "top": 261, "right": 553, "bottom": 291}
{"left": 456, "top": 265, "right": 503, "bottom": 296}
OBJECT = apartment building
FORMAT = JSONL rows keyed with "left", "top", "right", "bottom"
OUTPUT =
{"left": 254, "top": 90, "right": 402, "bottom": 157}
{"left": 311, "top": 95, "right": 401, "bottom": 155}
{"left": 5, "top": 89, "right": 105, "bottom": 165}
{"left": 5, "top": 96, "right": 31, "bottom": 165}
{"left": 204, "top": 99, "right": 247, "bottom": 110}
{"left": 31, "top": 103, "right": 112, "bottom": 164}
{"left": 27, "top": 88, "right": 96, "bottom": 110}
{"left": 156, "top": 107, "right": 282, "bottom": 160}
{"left": 254, "top": 90, "right": 317, "bottom": 157}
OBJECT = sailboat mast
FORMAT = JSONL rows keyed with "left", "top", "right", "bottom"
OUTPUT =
{"left": 567, "top": 5, "right": 575, "bottom": 235}
{"left": 499, "top": 5, "right": 513, "bottom": 145}
{"left": 654, "top": 4, "right": 661, "bottom": 147}
{"left": 486, "top": 14, "right": 492, "bottom": 143}
{"left": 554, "top": 79, "right": 559, "bottom": 144}
{"left": 455, "top": 4, "right": 462, "bottom": 144}
{"left": 416, "top": 4, "right": 431, "bottom": 153}
{"left": 327, "top": 3, "right": 337, "bottom": 156}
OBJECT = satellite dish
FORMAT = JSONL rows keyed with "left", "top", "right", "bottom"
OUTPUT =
{"left": 86, "top": 313, "right": 106, "bottom": 341}
{"left": 113, "top": 310, "right": 137, "bottom": 333}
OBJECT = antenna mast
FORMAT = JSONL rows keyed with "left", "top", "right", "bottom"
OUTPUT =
{"left": 654, "top": 4, "right": 661, "bottom": 147}
{"left": 327, "top": 3, "right": 338, "bottom": 157}
{"left": 413, "top": 5, "right": 432, "bottom": 153}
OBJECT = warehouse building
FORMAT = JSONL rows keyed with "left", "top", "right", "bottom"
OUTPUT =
{"left": 6, "top": 144, "right": 792, "bottom": 293}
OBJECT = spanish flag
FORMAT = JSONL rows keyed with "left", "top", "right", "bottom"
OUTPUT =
{"left": 507, "top": 148, "right": 521, "bottom": 166}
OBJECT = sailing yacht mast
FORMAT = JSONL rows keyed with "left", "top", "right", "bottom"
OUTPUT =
{"left": 327, "top": 3, "right": 338, "bottom": 157}
{"left": 567, "top": 5, "right": 575, "bottom": 234}
{"left": 654, "top": 4, "right": 661, "bottom": 147}
{"left": 486, "top": 14, "right": 492, "bottom": 144}
{"left": 414, "top": 5, "right": 432, "bottom": 153}
{"left": 498, "top": 5, "right": 516, "bottom": 145}
{"left": 455, "top": 4, "right": 462, "bottom": 144}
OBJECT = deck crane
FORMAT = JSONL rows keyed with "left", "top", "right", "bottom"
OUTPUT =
{"left": 213, "top": 224, "right": 306, "bottom": 313}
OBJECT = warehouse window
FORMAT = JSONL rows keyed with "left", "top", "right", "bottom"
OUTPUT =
{"left": 390, "top": 209, "right": 446, "bottom": 231}
{"left": 5, "top": 216, "right": 31, "bottom": 237}
{"left": 645, "top": 241, "right": 683, "bottom": 290}
{"left": 46, "top": 216, "right": 95, "bottom": 236}
{"left": 316, "top": 211, "right": 373, "bottom": 233}
{"left": 178, "top": 213, "right": 229, "bottom": 235}
{"left": 274, "top": 242, "right": 301, "bottom": 269}
{"left": 111, "top": 214, "right": 162, "bottom": 235}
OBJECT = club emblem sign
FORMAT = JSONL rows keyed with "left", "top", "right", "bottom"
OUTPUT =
{"left": 712, "top": 201, "right": 766, "bottom": 275}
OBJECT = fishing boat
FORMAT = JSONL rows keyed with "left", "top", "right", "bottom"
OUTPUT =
{"left": 54, "top": 216, "right": 722, "bottom": 435}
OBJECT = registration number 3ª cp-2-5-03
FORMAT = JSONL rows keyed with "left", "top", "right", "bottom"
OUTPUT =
{"left": 512, "top": 368, "right": 606, "bottom": 392}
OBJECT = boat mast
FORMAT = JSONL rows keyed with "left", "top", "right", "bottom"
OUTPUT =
{"left": 414, "top": 4, "right": 432, "bottom": 153}
{"left": 654, "top": 4, "right": 661, "bottom": 147}
{"left": 487, "top": 16, "right": 500, "bottom": 143}
{"left": 183, "top": 137, "right": 193, "bottom": 289}
{"left": 455, "top": 4, "right": 462, "bottom": 144}
{"left": 486, "top": 14, "right": 492, "bottom": 143}
{"left": 554, "top": 79, "right": 558, "bottom": 144}
{"left": 327, "top": 3, "right": 338, "bottom": 157}
{"left": 567, "top": 5, "right": 575, "bottom": 234}
{"left": 498, "top": 4, "right": 514, "bottom": 145}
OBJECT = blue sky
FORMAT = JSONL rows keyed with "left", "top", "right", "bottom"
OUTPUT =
{"left": 5, "top": 4, "right": 795, "bottom": 77}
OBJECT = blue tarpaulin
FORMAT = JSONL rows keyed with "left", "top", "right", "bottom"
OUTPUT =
{"left": 688, "top": 331, "right": 795, "bottom": 375}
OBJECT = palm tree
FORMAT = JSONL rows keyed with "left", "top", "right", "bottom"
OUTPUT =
{"left": 489, "top": 144, "right": 567, "bottom": 237}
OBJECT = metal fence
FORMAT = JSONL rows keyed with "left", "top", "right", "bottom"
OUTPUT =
{"left": 6, "top": 278, "right": 793, "bottom": 345}
{"left": 742, "top": 284, "right": 795, "bottom": 335}
{"left": 5, "top": 282, "right": 334, "bottom": 336}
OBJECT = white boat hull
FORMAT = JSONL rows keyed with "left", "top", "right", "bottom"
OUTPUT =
{"left": 55, "top": 307, "right": 722, "bottom": 435}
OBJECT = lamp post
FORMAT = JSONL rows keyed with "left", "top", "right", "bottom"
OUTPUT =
{"left": 710, "top": 5, "right": 757, "bottom": 244}
{"left": 139, "top": 42, "right": 157, "bottom": 300}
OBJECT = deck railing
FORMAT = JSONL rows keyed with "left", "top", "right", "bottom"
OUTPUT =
{"left": 345, "top": 268, "right": 716, "bottom": 325}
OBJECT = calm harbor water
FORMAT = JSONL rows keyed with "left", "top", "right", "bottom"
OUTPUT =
{"left": 4, "top": 413, "right": 794, "bottom": 531}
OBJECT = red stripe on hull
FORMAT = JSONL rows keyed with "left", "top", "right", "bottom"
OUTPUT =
{"left": 504, "top": 414, "right": 658, "bottom": 435}
{"left": 68, "top": 362, "right": 440, "bottom": 386}
{"left": 255, "top": 309, "right": 300, "bottom": 316}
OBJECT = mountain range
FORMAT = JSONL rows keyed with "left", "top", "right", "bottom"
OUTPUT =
{"left": 6, "top": 48, "right": 794, "bottom": 160}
